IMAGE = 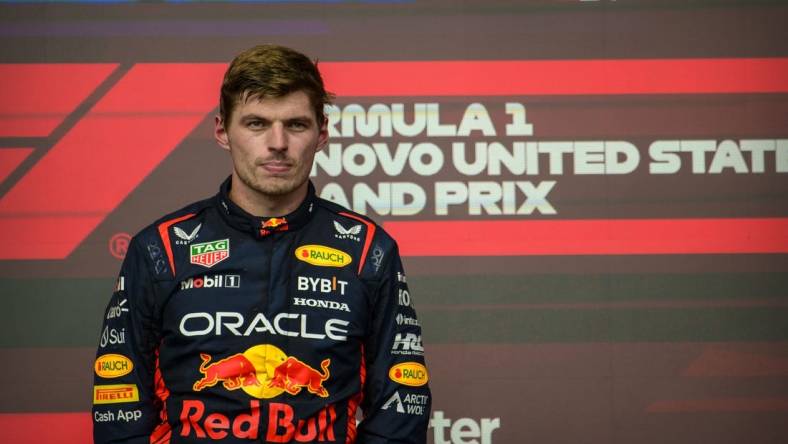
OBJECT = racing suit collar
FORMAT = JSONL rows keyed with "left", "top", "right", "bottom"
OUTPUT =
{"left": 215, "top": 176, "right": 317, "bottom": 239}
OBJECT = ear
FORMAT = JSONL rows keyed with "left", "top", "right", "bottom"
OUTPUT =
{"left": 214, "top": 114, "right": 230, "bottom": 151}
{"left": 316, "top": 114, "right": 329, "bottom": 152}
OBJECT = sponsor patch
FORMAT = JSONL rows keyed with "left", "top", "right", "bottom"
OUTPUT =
{"left": 396, "top": 313, "right": 420, "bottom": 327}
{"left": 174, "top": 223, "right": 201, "bottom": 244}
{"left": 147, "top": 243, "right": 167, "bottom": 275}
{"left": 94, "top": 408, "right": 143, "bottom": 423}
{"left": 293, "top": 298, "right": 351, "bottom": 312}
{"left": 100, "top": 326, "right": 126, "bottom": 348}
{"left": 192, "top": 345, "right": 331, "bottom": 399}
{"left": 114, "top": 276, "right": 125, "bottom": 292}
{"left": 295, "top": 245, "right": 352, "bottom": 268}
{"left": 179, "top": 312, "right": 349, "bottom": 341}
{"left": 106, "top": 298, "right": 128, "bottom": 320}
{"left": 371, "top": 245, "right": 384, "bottom": 272}
{"left": 389, "top": 362, "right": 428, "bottom": 387}
{"left": 398, "top": 288, "right": 412, "bottom": 307}
{"left": 392, "top": 333, "right": 424, "bottom": 356}
{"left": 190, "top": 239, "right": 230, "bottom": 268}
{"left": 297, "top": 275, "right": 348, "bottom": 295}
{"left": 381, "top": 391, "right": 429, "bottom": 416}
{"left": 180, "top": 274, "right": 240, "bottom": 290}
{"left": 334, "top": 221, "right": 362, "bottom": 242}
{"left": 95, "top": 354, "right": 133, "bottom": 378}
{"left": 262, "top": 217, "right": 287, "bottom": 229}
{"left": 93, "top": 384, "right": 139, "bottom": 404}
{"left": 178, "top": 400, "right": 336, "bottom": 441}
{"left": 260, "top": 217, "right": 289, "bottom": 237}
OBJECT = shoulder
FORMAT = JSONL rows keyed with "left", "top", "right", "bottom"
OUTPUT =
{"left": 312, "top": 197, "right": 400, "bottom": 278}
{"left": 313, "top": 196, "right": 397, "bottom": 246}
{"left": 135, "top": 196, "right": 214, "bottom": 242}
{"left": 127, "top": 196, "right": 215, "bottom": 277}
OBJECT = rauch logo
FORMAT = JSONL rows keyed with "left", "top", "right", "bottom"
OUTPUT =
{"left": 295, "top": 245, "right": 352, "bottom": 268}
{"left": 388, "top": 362, "right": 428, "bottom": 387}
{"left": 95, "top": 354, "right": 133, "bottom": 378}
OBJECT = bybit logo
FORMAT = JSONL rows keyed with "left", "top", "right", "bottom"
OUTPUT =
{"left": 296, "top": 276, "right": 348, "bottom": 296}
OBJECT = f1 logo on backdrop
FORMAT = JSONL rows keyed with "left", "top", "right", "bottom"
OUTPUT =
{"left": 1, "top": 59, "right": 787, "bottom": 260}
{"left": 0, "top": 63, "right": 227, "bottom": 259}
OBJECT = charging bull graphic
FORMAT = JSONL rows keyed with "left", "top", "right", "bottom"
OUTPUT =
{"left": 268, "top": 357, "right": 331, "bottom": 398}
{"left": 192, "top": 345, "right": 331, "bottom": 399}
{"left": 260, "top": 217, "right": 289, "bottom": 237}
{"left": 193, "top": 353, "right": 261, "bottom": 391}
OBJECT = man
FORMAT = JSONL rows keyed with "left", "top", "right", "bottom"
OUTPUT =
{"left": 93, "top": 45, "right": 431, "bottom": 443}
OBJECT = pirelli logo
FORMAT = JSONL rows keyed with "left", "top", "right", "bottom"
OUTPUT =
{"left": 93, "top": 384, "right": 139, "bottom": 405}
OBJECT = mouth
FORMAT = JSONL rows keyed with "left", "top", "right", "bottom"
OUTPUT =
{"left": 260, "top": 161, "right": 293, "bottom": 174}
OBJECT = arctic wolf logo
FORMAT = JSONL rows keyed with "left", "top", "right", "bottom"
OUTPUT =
{"left": 334, "top": 221, "right": 362, "bottom": 242}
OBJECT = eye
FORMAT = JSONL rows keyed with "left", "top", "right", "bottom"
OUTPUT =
{"left": 288, "top": 121, "right": 310, "bottom": 131}
{"left": 247, "top": 120, "right": 265, "bottom": 129}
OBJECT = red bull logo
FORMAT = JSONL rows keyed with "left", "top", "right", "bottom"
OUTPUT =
{"left": 193, "top": 353, "right": 261, "bottom": 391}
{"left": 262, "top": 217, "right": 288, "bottom": 229}
{"left": 268, "top": 356, "right": 330, "bottom": 398}
{"left": 179, "top": 400, "right": 337, "bottom": 441}
{"left": 192, "top": 344, "right": 330, "bottom": 400}
{"left": 260, "top": 217, "right": 289, "bottom": 236}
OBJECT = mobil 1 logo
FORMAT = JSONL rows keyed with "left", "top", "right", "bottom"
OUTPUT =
{"left": 180, "top": 274, "right": 240, "bottom": 290}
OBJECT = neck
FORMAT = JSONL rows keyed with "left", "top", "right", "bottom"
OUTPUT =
{"left": 228, "top": 173, "right": 307, "bottom": 217}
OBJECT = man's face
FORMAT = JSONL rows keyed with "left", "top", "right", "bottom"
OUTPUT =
{"left": 215, "top": 90, "right": 327, "bottom": 201}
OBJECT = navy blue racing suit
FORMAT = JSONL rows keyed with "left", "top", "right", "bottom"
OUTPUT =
{"left": 93, "top": 178, "right": 430, "bottom": 443}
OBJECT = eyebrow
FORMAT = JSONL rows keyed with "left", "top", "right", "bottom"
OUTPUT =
{"left": 239, "top": 113, "right": 314, "bottom": 123}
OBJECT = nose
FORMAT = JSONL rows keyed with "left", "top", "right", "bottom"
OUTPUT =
{"left": 267, "top": 122, "right": 287, "bottom": 151}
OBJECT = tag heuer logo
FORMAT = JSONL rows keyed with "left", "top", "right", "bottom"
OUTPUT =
{"left": 190, "top": 239, "right": 230, "bottom": 268}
